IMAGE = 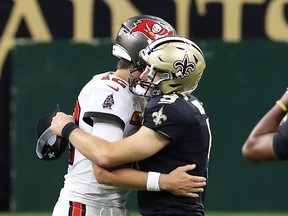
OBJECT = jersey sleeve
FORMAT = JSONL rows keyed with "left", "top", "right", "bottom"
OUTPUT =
{"left": 78, "top": 79, "right": 132, "bottom": 130}
{"left": 273, "top": 121, "right": 288, "bottom": 160}
{"left": 91, "top": 121, "right": 124, "bottom": 142}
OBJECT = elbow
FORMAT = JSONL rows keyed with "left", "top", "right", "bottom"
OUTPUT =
{"left": 241, "top": 145, "right": 256, "bottom": 162}
{"left": 91, "top": 151, "right": 114, "bottom": 168}
{"left": 95, "top": 175, "right": 108, "bottom": 185}
{"left": 242, "top": 140, "right": 262, "bottom": 163}
{"left": 241, "top": 141, "right": 251, "bottom": 159}
{"left": 94, "top": 169, "right": 107, "bottom": 184}
{"left": 92, "top": 164, "right": 111, "bottom": 185}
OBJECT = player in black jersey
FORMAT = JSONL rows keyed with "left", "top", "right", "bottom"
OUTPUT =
{"left": 242, "top": 88, "right": 288, "bottom": 162}
{"left": 51, "top": 36, "right": 211, "bottom": 215}
{"left": 129, "top": 36, "right": 211, "bottom": 215}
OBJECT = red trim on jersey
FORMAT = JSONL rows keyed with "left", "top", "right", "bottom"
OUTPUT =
{"left": 68, "top": 144, "right": 75, "bottom": 165}
{"left": 69, "top": 100, "right": 80, "bottom": 165}
{"left": 69, "top": 201, "right": 86, "bottom": 216}
{"left": 111, "top": 77, "right": 127, "bottom": 88}
{"left": 73, "top": 100, "right": 81, "bottom": 125}
{"left": 101, "top": 73, "right": 127, "bottom": 88}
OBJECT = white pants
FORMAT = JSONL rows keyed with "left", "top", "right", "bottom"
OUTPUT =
{"left": 52, "top": 199, "right": 131, "bottom": 216}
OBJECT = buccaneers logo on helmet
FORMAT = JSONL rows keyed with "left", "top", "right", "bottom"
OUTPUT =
{"left": 131, "top": 19, "right": 174, "bottom": 41}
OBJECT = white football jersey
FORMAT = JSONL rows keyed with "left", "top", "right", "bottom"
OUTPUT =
{"left": 57, "top": 72, "right": 145, "bottom": 208}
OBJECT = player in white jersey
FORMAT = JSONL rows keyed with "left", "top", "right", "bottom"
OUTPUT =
{"left": 53, "top": 71, "right": 144, "bottom": 216}
{"left": 52, "top": 15, "right": 206, "bottom": 216}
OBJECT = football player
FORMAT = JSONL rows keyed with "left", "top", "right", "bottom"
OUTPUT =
{"left": 51, "top": 17, "right": 207, "bottom": 216}
{"left": 51, "top": 35, "right": 211, "bottom": 215}
{"left": 242, "top": 88, "right": 288, "bottom": 162}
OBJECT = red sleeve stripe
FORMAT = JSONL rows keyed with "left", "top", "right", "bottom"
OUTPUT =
{"left": 69, "top": 201, "right": 86, "bottom": 216}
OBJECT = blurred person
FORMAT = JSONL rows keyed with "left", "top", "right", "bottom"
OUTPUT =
{"left": 242, "top": 88, "right": 288, "bottom": 162}
{"left": 51, "top": 35, "right": 211, "bottom": 216}
{"left": 51, "top": 16, "right": 206, "bottom": 216}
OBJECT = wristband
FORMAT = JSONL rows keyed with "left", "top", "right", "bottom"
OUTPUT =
{"left": 62, "top": 122, "right": 78, "bottom": 140}
{"left": 146, "top": 171, "right": 161, "bottom": 191}
{"left": 285, "top": 88, "right": 288, "bottom": 94}
{"left": 276, "top": 100, "right": 288, "bottom": 112}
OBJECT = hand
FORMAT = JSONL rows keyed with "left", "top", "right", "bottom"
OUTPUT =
{"left": 159, "top": 164, "right": 206, "bottom": 198}
{"left": 50, "top": 112, "right": 74, "bottom": 136}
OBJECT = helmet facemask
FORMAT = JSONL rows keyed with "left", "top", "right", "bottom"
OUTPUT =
{"left": 129, "top": 64, "right": 171, "bottom": 98}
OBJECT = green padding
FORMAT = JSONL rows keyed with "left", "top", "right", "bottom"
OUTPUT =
{"left": 11, "top": 40, "right": 288, "bottom": 212}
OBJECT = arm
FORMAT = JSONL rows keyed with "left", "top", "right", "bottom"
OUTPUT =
{"left": 242, "top": 90, "right": 288, "bottom": 162}
{"left": 50, "top": 112, "right": 168, "bottom": 167}
{"left": 92, "top": 163, "right": 206, "bottom": 198}
{"left": 51, "top": 114, "right": 206, "bottom": 197}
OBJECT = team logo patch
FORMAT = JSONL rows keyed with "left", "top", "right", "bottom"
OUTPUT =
{"left": 152, "top": 106, "right": 167, "bottom": 126}
{"left": 131, "top": 19, "right": 174, "bottom": 41}
{"left": 173, "top": 54, "right": 196, "bottom": 79}
{"left": 102, "top": 94, "right": 114, "bottom": 110}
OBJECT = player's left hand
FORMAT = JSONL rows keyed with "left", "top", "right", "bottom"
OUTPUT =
{"left": 50, "top": 112, "right": 74, "bottom": 136}
{"left": 159, "top": 164, "right": 206, "bottom": 198}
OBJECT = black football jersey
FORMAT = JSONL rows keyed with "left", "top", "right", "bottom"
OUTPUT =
{"left": 273, "top": 120, "right": 288, "bottom": 160}
{"left": 138, "top": 93, "right": 212, "bottom": 216}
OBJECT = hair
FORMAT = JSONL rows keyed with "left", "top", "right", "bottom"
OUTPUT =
{"left": 116, "top": 58, "right": 134, "bottom": 70}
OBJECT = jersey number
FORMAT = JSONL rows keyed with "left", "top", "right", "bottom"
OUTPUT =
{"left": 191, "top": 100, "right": 212, "bottom": 160}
